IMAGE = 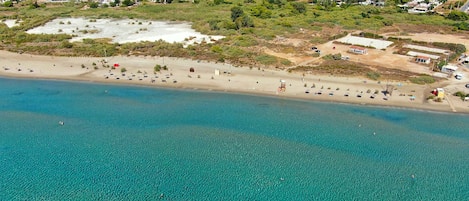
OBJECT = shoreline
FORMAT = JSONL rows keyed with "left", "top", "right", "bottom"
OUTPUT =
{"left": 1, "top": 50, "right": 468, "bottom": 114}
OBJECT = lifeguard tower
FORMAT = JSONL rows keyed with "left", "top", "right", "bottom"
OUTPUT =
{"left": 279, "top": 80, "right": 286, "bottom": 92}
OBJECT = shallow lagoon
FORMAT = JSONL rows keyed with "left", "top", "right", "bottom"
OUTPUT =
{"left": 1, "top": 77, "right": 468, "bottom": 200}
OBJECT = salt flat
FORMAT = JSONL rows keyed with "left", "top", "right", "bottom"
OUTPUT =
{"left": 1, "top": 19, "right": 21, "bottom": 28}
{"left": 336, "top": 35, "right": 393, "bottom": 50}
{"left": 26, "top": 18, "right": 224, "bottom": 45}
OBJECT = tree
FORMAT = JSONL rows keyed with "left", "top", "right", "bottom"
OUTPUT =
{"left": 290, "top": 2, "right": 307, "bottom": 14}
{"left": 454, "top": 22, "right": 469, "bottom": 31}
{"left": 3, "top": 1, "right": 13, "bottom": 7}
{"left": 29, "top": 1, "right": 40, "bottom": 9}
{"left": 231, "top": 6, "right": 244, "bottom": 22}
{"left": 251, "top": 5, "right": 272, "bottom": 18}
{"left": 268, "top": 0, "right": 285, "bottom": 6}
{"left": 235, "top": 15, "right": 254, "bottom": 29}
{"left": 89, "top": 1, "right": 99, "bottom": 8}
{"left": 121, "top": 0, "right": 135, "bottom": 6}
{"left": 214, "top": 0, "right": 224, "bottom": 5}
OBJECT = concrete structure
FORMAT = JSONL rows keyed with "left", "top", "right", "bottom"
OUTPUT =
{"left": 349, "top": 46, "right": 367, "bottom": 55}
{"left": 401, "top": 0, "right": 441, "bottom": 14}
{"left": 407, "top": 51, "right": 440, "bottom": 60}
{"left": 408, "top": 4, "right": 431, "bottom": 13}
{"left": 441, "top": 64, "right": 458, "bottom": 74}
{"left": 403, "top": 44, "right": 449, "bottom": 55}
{"left": 415, "top": 56, "right": 431, "bottom": 64}
{"left": 459, "top": 55, "right": 469, "bottom": 66}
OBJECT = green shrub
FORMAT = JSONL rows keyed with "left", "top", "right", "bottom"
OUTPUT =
{"left": 233, "top": 35, "right": 258, "bottom": 47}
{"left": 454, "top": 22, "right": 469, "bottom": 31}
{"left": 453, "top": 91, "right": 467, "bottom": 100}
{"left": 89, "top": 2, "right": 99, "bottom": 8}
{"left": 446, "top": 11, "right": 469, "bottom": 21}
{"left": 154, "top": 64, "right": 161, "bottom": 72}
{"left": 322, "top": 53, "right": 342, "bottom": 60}
{"left": 211, "top": 45, "right": 223, "bottom": 53}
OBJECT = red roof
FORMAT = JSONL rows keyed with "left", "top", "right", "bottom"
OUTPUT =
{"left": 417, "top": 56, "right": 430, "bottom": 60}
{"left": 350, "top": 46, "right": 366, "bottom": 50}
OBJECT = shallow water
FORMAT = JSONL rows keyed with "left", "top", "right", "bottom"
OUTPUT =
{"left": 1, "top": 77, "right": 468, "bottom": 200}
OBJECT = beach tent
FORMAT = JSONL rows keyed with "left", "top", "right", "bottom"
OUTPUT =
{"left": 436, "top": 88, "right": 445, "bottom": 99}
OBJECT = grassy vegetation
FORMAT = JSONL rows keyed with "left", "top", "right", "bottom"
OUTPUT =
{"left": 409, "top": 75, "right": 436, "bottom": 84}
{"left": 1, "top": 0, "right": 468, "bottom": 72}
{"left": 366, "top": 71, "right": 380, "bottom": 80}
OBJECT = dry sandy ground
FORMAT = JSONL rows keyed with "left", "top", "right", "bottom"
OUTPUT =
{"left": 265, "top": 33, "right": 469, "bottom": 75}
{"left": 1, "top": 50, "right": 469, "bottom": 113}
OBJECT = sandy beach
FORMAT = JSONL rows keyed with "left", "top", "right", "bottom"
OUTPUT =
{"left": 1, "top": 50, "right": 468, "bottom": 114}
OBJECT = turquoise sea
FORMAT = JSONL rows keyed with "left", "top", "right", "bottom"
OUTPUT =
{"left": 1, "top": 77, "right": 468, "bottom": 200}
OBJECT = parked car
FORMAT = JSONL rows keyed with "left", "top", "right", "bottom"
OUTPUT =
{"left": 455, "top": 73, "right": 463, "bottom": 80}
{"left": 311, "top": 47, "right": 318, "bottom": 50}
{"left": 465, "top": 83, "right": 469, "bottom": 88}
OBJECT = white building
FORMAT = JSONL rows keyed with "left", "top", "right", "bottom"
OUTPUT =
{"left": 441, "top": 64, "right": 458, "bottom": 74}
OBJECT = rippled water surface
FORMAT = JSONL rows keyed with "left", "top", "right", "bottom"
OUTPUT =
{"left": 1, "top": 77, "right": 468, "bottom": 200}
